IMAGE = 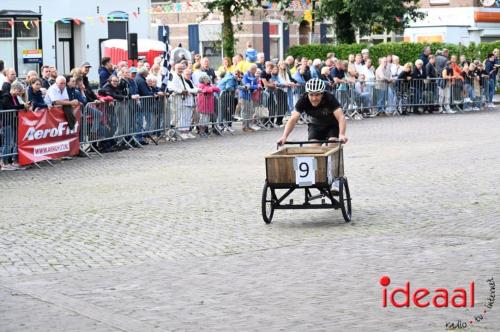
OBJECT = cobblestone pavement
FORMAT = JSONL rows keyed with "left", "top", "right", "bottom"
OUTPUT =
{"left": 1, "top": 111, "right": 499, "bottom": 331}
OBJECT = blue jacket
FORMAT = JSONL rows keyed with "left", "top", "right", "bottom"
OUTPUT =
{"left": 28, "top": 86, "right": 48, "bottom": 109}
{"left": 240, "top": 72, "right": 259, "bottom": 100}
{"left": 485, "top": 59, "right": 498, "bottom": 79}
{"left": 135, "top": 74, "right": 154, "bottom": 97}
{"left": 218, "top": 73, "right": 239, "bottom": 91}
{"left": 99, "top": 66, "right": 114, "bottom": 88}
{"left": 67, "top": 87, "right": 87, "bottom": 104}
{"left": 127, "top": 78, "right": 138, "bottom": 96}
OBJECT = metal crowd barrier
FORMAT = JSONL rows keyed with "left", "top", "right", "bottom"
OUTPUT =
{"left": 1, "top": 76, "right": 494, "bottom": 163}
{"left": 0, "top": 109, "right": 18, "bottom": 164}
{"left": 339, "top": 77, "right": 490, "bottom": 117}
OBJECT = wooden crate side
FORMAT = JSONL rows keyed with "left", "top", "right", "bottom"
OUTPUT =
{"left": 266, "top": 155, "right": 329, "bottom": 185}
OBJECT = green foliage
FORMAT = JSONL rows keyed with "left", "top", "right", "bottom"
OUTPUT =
{"left": 288, "top": 42, "right": 500, "bottom": 64}
{"left": 317, "top": 0, "right": 425, "bottom": 44}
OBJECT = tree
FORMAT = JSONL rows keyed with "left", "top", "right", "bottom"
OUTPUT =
{"left": 316, "top": 0, "right": 425, "bottom": 44}
{"left": 202, "top": 0, "right": 292, "bottom": 58}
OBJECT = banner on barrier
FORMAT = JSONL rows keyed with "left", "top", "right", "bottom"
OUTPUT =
{"left": 17, "top": 106, "right": 81, "bottom": 165}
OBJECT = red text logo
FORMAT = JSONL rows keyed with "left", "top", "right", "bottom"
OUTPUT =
{"left": 380, "top": 276, "right": 475, "bottom": 308}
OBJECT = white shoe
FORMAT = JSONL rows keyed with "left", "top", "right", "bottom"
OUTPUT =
{"left": 187, "top": 132, "right": 196, "bottom": 139}
{"left": 1, "top": 164, "right": 17, "bottom": 171}
{"left": 250, "top": 125, "right": 261, "bottom": 131}
{"left": 472, "top": 107, "right": 480, "bottom": 111}
{"left": 227, "top": 127, "right": 235, "bottom": 133}
{"left": 179, "top": 133, "right": 190, "bottom": 140}
{"left": 463, "top": 97, "right": 472, "bottom": 103}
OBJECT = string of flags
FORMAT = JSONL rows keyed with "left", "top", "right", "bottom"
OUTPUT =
{"left": 151, "top": 0, "right": 311, "bottom": 14}
{"left": 4, "top": 0, "right": 313, "bottom": 29}
{"left": 3, "top": 11, "right": 141, "bottom": 29}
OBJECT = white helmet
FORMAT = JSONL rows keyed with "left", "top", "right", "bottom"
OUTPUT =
{"left": 305, "top": 78, "right": 326, "bottom": 93}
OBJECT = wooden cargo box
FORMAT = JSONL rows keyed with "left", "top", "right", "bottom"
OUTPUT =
{"left": 265, "top": 145, "right": 344, "bottom": 186}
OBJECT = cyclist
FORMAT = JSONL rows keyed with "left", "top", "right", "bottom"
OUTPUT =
{"left": 277, "top": 78, "right": 348, "bottom": 146}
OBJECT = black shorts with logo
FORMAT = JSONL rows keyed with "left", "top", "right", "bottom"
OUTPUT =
{"left": 307, "top": 124, "right": 339, "bottom": 141}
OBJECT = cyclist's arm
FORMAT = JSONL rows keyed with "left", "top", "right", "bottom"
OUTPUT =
{"left": 334, "top": 107, "right": 348, "bottom": 143}
{"left": 278, "top": 111, "right": 301, "bottom": 144}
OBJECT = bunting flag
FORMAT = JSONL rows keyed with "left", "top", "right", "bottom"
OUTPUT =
{"left": 175, "top": 3, "right": 182, "bottom": 12}
{"left": 99, "top": 15, "right": 105, "bottom": 23}
{"left": 132, "top": 11, "right": 138, "bottom": 18}
{"left": 8, "top": 19, "right": 14, "bottom": 27}
{"left": 74, "top": 18, "right": 81, "bottom": 25}
{"left": 23, "top": 21, "right": 31, "bottom": 29}
{"left": 87, "top": 16, "right": 94, "bottom": 24}
{"left": 33, "top": 19, "right": 39, "bottom": 28}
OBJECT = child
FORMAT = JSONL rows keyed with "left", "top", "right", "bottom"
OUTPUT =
{"left": 197, "top": 74, "right": 220, "bottom": 137}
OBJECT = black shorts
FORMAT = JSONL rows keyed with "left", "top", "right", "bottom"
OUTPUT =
{"left": 307, "top": 124, "right": 339, "bottom": 141}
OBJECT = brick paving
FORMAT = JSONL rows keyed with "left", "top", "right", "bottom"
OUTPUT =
{"left": 1, "top": 110, "right": 499, "bottom": 331}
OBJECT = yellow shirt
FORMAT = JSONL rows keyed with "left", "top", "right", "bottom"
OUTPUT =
{"left": 237, "top": 60, "right": 253, "bottom": 74}
{"left": 217, "top": 65, "right": 234, "bottom": 76}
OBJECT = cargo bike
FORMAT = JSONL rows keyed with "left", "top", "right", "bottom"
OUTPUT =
{"left": 262, "top": 140, "right": 351, "bottom": 223}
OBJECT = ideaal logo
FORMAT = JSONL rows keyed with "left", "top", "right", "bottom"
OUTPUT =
{"left": 379, "top": 276, "right": 496, "bottom": 329}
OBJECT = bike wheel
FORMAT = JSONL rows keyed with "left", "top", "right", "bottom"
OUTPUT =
{"left": 339, "top": 177, "right": 352, "bottom": 222}
{"left": 261, "top": 181, "right": 275, "bottom": 224}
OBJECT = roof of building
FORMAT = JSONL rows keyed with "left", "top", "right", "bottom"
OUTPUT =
{"left": 0, "top": 10, "right": 41, "bottom": 17}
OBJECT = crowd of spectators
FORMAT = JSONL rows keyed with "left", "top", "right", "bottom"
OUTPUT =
{"left": 1, "top": 43, "right": 499, "bottom": 171}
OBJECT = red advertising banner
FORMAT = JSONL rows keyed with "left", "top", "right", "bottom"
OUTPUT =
{"left": 17, "top": 106, "right": 81, "bottom": 166}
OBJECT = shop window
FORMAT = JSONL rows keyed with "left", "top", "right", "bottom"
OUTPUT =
{"left": 0, "top": 20, "right": 13, "bottom": 38}
{"left": 15, "top": 19, "right": 39, "bottom": 38}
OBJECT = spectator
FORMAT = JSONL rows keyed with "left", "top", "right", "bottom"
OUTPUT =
{"left": 375, "top": 57, "right": 393, "bottom": 115}
{"left": 300, "top": 57, "right": 312, "bottom": 81}
{"left": 396, "top": 63, "right": 413, "bottom": 115}
{"left": 217, "top": 57, "right": 233, "bottom": 78}
{"left": 277, "top": 60, "right": 296, "bottom": 114}
{"left": 440, "top": 61, "right": 455, "bottom": 114}
{"left": 99, "top": 57, "right": 114, "bottom": 88}
{"left": 49, "top": 66, "right": 58, "bottom": 85}
{"left": 102, "top": 75, "right": 126, "bottom": 101}
{"left": 436, "top": 49, "right": 449, "bottom": 76}
{"left": 27, "top": 78, "right": 49, "bottom": 109}
{"left": 361, "top": 49, "right": 370, "bottom": 65}
{"left": 331, "top": 60, "right": 347, "bottom": 90}
{"left": 1, "top": 81, "right": 29, "bottom": 170}
{"left": 240, "top": 64, "right": 259, "bottom": 132}
{"left": 197, "top": 73, "right": 220, "bottom": 136}
{"left": 0, "top": 60, "right": 4, "bottom": 87}
{"left": 80, "top": 62, "right": 98, "bottom": 103}
{"left": 217, "top": 69, "right": 241, "bottom": 133}
{"left": 191, "top": 63, "right": 203, "bottom": 86}
{"left": 419, "top": 46, "right": 431, "bottom": 67}
{"left": 135, "top": 67, "right": 153, "bottom": 97}
{"left": 177, "top": 68, "right": 198, "bottom": 138}
{"left": 44, "top": 76, "right": 79, "bottom": 107}
{"left": 150, "top": 64, "right": 163, "bottom": 88}
{"left": 411, "top": 59, "right": 426, "bottom": 114}
{"left": 354, "top": 54, "right": 364, "bottom": 76}
{"left": 285, "top": 56, "right": 297, "bottom": 79}
{"left": 425, "top": 55, "right": 439, "bottom": 113}
{"left": 355, "top": 73, "right": 372, "bottom": 113}
{"left": 485, "top": 53, "right": 498, "bottom": 108}
{"left": 25, "top": 71, "right": 38, "bottom": 85}
{"left": 391, "top": 55, "right": 403, "bottom": 79}
{"left": 200, "top": 57, "right": 217, "bottom": 83}
{"left": 320, "top": 66, "right": 334, "bottom": 89}
{"left": 1, "top": 68, "right": 17, "bottom": 97}
{"left": 40, "top": 65, "right": 51, "bottom": 89}
{"left": 310, "top": 59, "right": 322, "bottom": 79}
{"left": 256, "top": 52, "right": 266, "bottom": 72}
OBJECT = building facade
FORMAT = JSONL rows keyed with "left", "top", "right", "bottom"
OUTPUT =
{"left": 150, "top": 0, "right": 331, "bottom": 67}
{"left": 405, "top": 0, "right": 500, "bottom": 44}
{"left": 0, "top": 0, "right": 151, "bottom": 80}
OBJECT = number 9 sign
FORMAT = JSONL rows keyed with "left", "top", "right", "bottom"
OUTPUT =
{"left": 294, "top": 157, "right": 317, "bottom": 186}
